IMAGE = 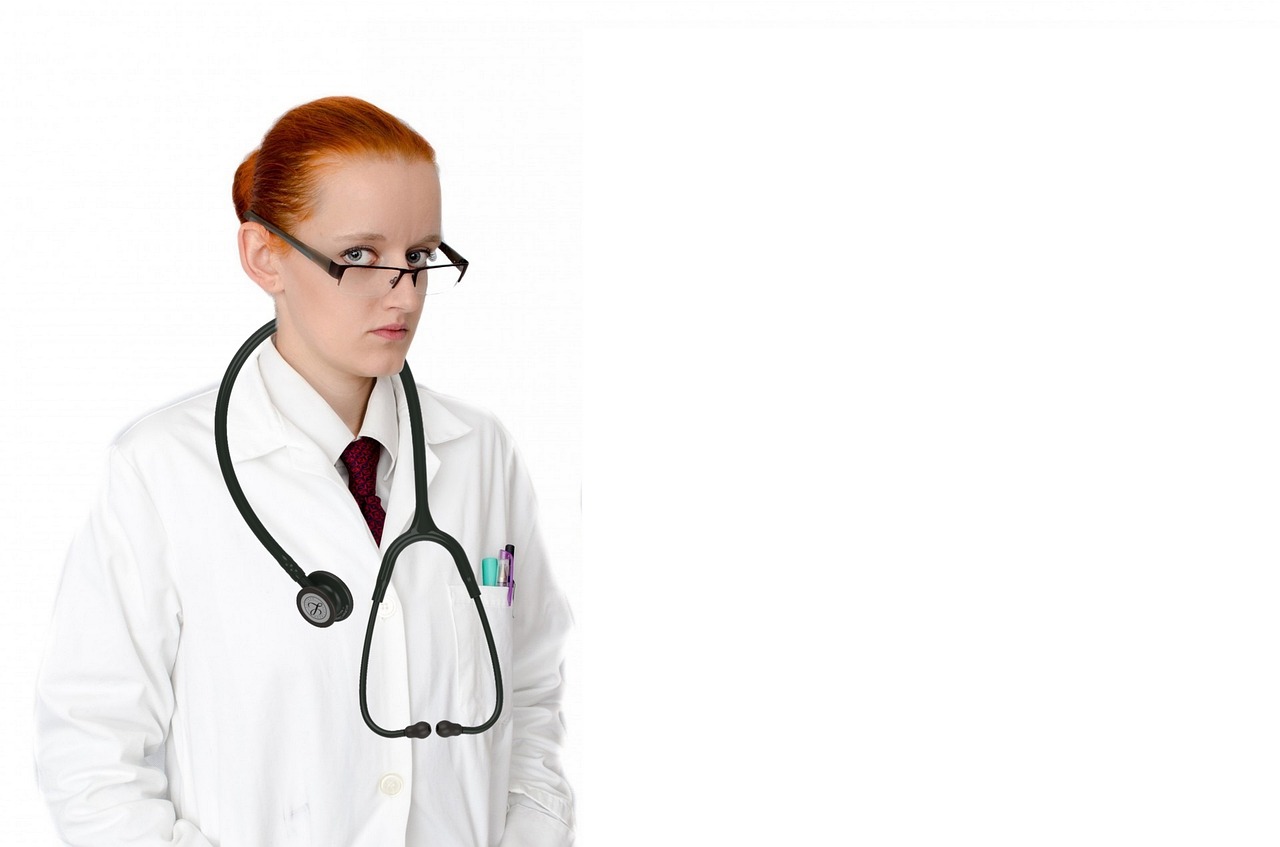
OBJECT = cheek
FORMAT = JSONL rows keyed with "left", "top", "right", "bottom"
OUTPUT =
{"left": 289, "top": 292, "right": 359, "bottom": 355}
{"left": 296, "top": 294, "right": 334, "bottom": 336}
{"left": 294, "top": 282, "right": 345, "bottom": 324}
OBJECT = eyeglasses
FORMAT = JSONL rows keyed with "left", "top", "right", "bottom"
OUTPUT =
{"left": 244, "top": 210, "right": 469, "bottom": 298}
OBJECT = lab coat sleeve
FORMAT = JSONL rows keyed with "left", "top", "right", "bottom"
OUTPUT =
{"left": 35, "top": 444, "right": 214, "bottom": 847}
{"left": 499, "top": 438, "right": 576, "bottom": 847}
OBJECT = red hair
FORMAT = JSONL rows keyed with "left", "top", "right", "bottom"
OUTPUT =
{"left": 232, "top": 96, "right": 437, "bottom": 241}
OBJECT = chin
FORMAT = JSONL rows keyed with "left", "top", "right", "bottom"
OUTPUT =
{"left": 364, "top": 353, "right": 409, "bottom": 379}
{"left": 354, "top": 333, "right": 415, "bottom": 377}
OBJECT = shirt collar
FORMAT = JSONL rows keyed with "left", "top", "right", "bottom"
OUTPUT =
{"left": 257, "top": 336, "right": 400, "bottom": 478}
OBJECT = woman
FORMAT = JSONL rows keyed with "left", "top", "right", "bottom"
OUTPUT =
{"left": 34, "top": 97, "right": 575, "bottom": 847}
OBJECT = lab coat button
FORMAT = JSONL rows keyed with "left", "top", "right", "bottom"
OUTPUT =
{"left": 379, "top": 773, "right": 404, "bottom": 796}
{"left": 378, "top": 598, "right": 397, "bottom": 619}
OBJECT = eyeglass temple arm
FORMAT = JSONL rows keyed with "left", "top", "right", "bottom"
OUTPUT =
{"left": 243, "top": 210, "right": 344, "bottom": 280}
{"left": 438, "top": 242, "right": 469, "bottom": 282}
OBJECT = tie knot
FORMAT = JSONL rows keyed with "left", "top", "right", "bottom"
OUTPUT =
{"left": 340, "top": 437, "right": 381, "bottom": 497}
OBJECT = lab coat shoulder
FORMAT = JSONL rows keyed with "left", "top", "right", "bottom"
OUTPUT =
{"left": 416, "top": 385, "right": 537, "bottom": 524}
{"left": 65, "top": 387, "right": 219, "bottom": 552}
{"left": 65, "top": 384, "right": 226, "bottom": 611}
{"left": 110, "top": 383, "right": 224, "bottom": 467}
{"left": 104, "top": 385, "right": 252, "bottom": 554}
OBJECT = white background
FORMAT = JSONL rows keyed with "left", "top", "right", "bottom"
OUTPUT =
{"left": 5, "top": 1, "right": 1280, "bottom": 844}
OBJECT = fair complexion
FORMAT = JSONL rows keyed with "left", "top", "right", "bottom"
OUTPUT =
{"left": 238, "top": 156, "right": 442, "bottom": 436}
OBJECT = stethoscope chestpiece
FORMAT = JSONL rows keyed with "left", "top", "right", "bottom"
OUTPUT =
{"left": 295, "top": 570, "right": 354, "bottom": 627}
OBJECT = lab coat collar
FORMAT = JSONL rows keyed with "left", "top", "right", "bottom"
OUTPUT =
{"left": 256, "top": 337, "right": 401, "bottom": 478}
{"left": 224, "top": 350, "right": 291, "bottom": 463}
{"left": 225, "top": 346, "right": 472, "bottom": 483}
{"left": 224, "top": 347, "right": 470, "bottom": 550}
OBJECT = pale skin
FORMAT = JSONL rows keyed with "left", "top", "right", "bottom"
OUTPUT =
{"left": 237, "top": 155, "right": 442, "bottom": 436}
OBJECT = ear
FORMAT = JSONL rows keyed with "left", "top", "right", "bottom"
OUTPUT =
{"left": 238, "top": 221, "right": 284, "bottom": 296}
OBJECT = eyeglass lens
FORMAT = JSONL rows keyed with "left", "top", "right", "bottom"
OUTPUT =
{"left": 337, "top": 264, "right": 462, "bottom": 297}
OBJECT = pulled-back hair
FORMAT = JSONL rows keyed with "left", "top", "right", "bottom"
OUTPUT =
{"left": 232, "top": 96, "right": 437, "bottom": 243}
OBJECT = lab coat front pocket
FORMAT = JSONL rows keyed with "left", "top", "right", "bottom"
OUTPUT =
{"left": 449, "top": 584, "right": 514, "bottom": 728}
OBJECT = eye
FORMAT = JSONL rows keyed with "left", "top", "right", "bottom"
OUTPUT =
{"left": 340, "top": 247, "right": 377, "bottom": 266}
{"left": 406, "top": 248, "right": 438, "bottom": 268}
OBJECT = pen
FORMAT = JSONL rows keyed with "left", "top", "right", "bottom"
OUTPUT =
{"left": 505, "top": 544, "right": 515, "bottom": 606}
{"left": 499, "top": 550, "right": 510, "bottom": 587}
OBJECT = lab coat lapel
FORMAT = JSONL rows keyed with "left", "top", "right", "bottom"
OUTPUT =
{"left": 382, "top": 386, "right": 434, "bottom": 545}
{"left": 224, "top": 348, "right": 291, "bottom": 463}
{"left": 225, "top": 347, "right": 351, "bottom": 482}
{"left": 380, "top": 374, "right": 472, "bottom": 545}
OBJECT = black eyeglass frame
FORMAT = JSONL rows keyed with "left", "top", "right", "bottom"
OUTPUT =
{"left": 244, "top": 210, "right": 469, "bottom": 293}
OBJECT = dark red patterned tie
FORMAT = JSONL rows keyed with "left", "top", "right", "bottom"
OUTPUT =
{"left": 340, "top": 437, "right": 386, "bottom": 545}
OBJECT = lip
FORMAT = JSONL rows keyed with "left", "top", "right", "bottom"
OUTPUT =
{"left": 371, "top": 325, "right": 409, "bottom": 340}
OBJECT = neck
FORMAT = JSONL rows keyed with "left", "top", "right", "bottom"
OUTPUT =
{"left": 272, "top": 336, "right": 374, "bottom": 438}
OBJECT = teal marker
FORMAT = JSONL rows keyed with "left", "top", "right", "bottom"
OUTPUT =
{"left": 482, "top": 557, "right": 499, "bottom": 587}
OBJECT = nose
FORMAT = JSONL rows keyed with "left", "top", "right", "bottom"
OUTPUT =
{"left": 383, "top": 269, "right": 423, "bottom": 310}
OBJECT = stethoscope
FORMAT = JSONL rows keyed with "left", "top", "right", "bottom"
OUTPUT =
{"left": 213, "top": 319, "right": 502, "bottom": 740}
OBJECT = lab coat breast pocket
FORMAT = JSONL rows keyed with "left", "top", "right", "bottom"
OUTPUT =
{"left": 449, "top": 584, "right": 514, "bottom": 728}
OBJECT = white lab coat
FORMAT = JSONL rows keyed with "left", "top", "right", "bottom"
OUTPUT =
{"left": 34, "top": 349, "right": 575, "bottom": 847}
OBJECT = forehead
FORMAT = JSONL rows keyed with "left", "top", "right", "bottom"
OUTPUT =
{"left": 304, "top": 156, "right": 442, "bottom": 238}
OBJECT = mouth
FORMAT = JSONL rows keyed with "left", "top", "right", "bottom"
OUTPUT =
{"left": 371, "top": 325, "right": 409, "bottom": 340}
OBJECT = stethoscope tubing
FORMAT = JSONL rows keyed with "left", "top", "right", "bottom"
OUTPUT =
{"left": 215, "top": 320, "right": 310, "bottom": 587}
{"left": 358, "top": 525, "right": 504, "bottom": 738}
{"left": 215, "top": 319, "right": 502, "bottom": 739}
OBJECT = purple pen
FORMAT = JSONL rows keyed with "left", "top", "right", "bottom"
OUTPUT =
{"left": 505, "top": 544, "right": 515, "bottom": 606}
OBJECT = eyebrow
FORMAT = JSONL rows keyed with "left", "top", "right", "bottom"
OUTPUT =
{"left": 333, "top": 232, "right": 441, "bottom": 245}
